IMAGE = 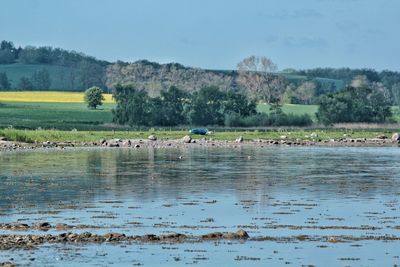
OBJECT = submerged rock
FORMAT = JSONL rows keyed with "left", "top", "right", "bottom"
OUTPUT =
{"left": 34, "top": 222, "right": 51, "bottom": 231}
{"left": 0, "top": 262, "right": 16, "bottom": 267}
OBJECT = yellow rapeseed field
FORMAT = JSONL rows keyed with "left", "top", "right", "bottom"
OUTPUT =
{"left": 0, "top": 91, "right": 114, "bottom": 103}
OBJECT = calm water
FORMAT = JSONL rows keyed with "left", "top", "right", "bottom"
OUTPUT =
{"left": 1, "top": 146, "right": 400, "bottom": 266}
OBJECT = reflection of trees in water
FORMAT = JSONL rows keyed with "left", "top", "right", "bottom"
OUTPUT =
{"left": 0, "top": 149, "right": 116, "bottom": 210}
{"left": 0, "top": 147, "right": 400, "bottom": 212}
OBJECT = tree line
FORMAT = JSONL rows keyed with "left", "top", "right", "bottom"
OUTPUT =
{"left": 112, "top": 84, "right": 312, "bottom": 127}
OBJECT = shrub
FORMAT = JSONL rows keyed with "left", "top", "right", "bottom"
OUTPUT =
{"left": 224, "top": 112, "right": 312, "bottom": 127}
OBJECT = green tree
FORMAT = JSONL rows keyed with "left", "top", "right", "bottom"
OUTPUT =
{"left": 112, "top": 84, "right": 152, "bottom": 125}
{"left": 31, "top": 69, "right": 51, "bottom": 90}
{"left": 223, "top": 91, "right": 257, "bottom": 116}
{"left": 0, "top": 72, "right": 11, "bottom": 90}
{"left": 188, "top": 86, "right": 225, "bottom": 126}
{"left": 158, "top": 86, "right": 188, "bottom": 126}
{"left": 17, "top": 77, "right": 35, "bottom": 91}
{"left": 0, "top": 41, "right": 16, "bottom": 64}
{"left": 317, "top": 86, "right": 392, "bottom": 125}
{"left": 84, "top": 86, "right": 105, "bottom": 109}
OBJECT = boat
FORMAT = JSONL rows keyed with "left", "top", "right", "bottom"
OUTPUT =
{"left": 189, "top": 128, "right": 209, "bottom": 135}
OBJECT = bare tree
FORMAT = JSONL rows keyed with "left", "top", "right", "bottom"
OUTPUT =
{"left": 236, "top": 55, "right": 285, "bottom": 103}
{"left": 391, "top": 83, "right": 400, "bottom": 107}
{"left": 350, "top": 75, "right": 369, "bottom": 88}
{"left": 296, "top": 81, "right": 316, "bottom": 104}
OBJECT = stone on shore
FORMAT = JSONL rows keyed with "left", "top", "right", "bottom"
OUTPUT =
{"left": 182, "top": 135, "right": 192, "bottom": 143}
{"left": 392, "top": 133, "right": 400, "bottom": 143}
{"left": 148, "top": 135, "right": 157, "bottom": 141}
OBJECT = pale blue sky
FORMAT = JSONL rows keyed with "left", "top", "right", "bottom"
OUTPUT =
{"left": 1, "top": 0, "right": 399, "bottom": 71}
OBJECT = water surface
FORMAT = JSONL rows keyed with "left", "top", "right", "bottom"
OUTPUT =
{"left": 1, "top": 146, "right": 400, "bottom": 266}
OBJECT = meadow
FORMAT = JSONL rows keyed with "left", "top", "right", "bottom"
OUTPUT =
{"left": 0, "top": 91, "right": 320, "bottom": 130}
{"left": 0, "top": 91, "right": 399, "bottom": 135}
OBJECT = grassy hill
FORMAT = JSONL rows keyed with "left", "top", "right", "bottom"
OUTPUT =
{"left": 1, "top": 63, "right": 345, "bottom": 95}
{"left": 0, "top": 64, "right": 83, "bottom": 91}
{"left": 281, "top": 73, "right": 344, "bottom": 89}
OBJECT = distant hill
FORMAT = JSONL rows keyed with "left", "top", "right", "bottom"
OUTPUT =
{"left": 0, "top": 64, "right": 82, "bottom": 91}
{"left": 0, "top": 60, "right": 344, "bottom": 96}
{"left": 105, "top": 60, "right": 343, "bottom": 96}
{"left": 1, "top": 40, "right": 399, "bottom": 101}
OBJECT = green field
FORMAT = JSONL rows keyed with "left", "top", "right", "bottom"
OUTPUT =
{"left": 0, "top": 91, "right": 322, "bottom": 130}
{"left": 257, "top": 103, "right": 319, "bottom": 119}
{"left": 0, "top": 91, "right": 399, "bottom": 131}
{"left": 0, "top": 101, "right": 115, "bottom": 130}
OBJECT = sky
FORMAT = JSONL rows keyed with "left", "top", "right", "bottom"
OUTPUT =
{"left": 1, "top": 0, "right": 399, "bottom": 71}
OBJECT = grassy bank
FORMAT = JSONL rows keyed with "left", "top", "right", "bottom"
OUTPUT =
{"left": 0, "top": 128, "right": 396, "bottom": 143}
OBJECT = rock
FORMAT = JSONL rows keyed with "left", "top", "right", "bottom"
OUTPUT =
{"left": 107, "top": 141, "right": 119, "bottom": 147}
{"left": 55, "top": 223, "right": 70, "bottom": 230}
{"left": 182, "top": 135, "right": 192, "bottom": 143}
{"left": 67, "top": 233, "right": 78, "bottom": 241}
{"left": 42, "top": 141, "right": 54, "bottom": 146}
{"left": 10, "top": 223, "right": 29, "bottom": 230}
{"left": 201, "top": 232, "right": 223, "bottom": 239}
{"left": 160, "top": 233, "right": 186, "bottom": 240}
{"left": 236, "top": 136, "right": 244, "bottom": 143}
{"left": 376, "top": 135, "right": 387, "bottom": 139}
{"left": 310, "top": 132, "right": 318, "bottom": 138}
{"left": 141, "top": 234, "right": 159, "bottom": 241}
{"left": 280, "top": 135, "right": 287, "bottom": 139}
{"left": 0, "top": 262, "right": 16, "bottom": 267}
{"left": 104, "top": 233, "right": 126, "bottom": 241}
{"left": 327, "top": 236, "right": 338, "bottom": 243}
{"left": 148, "top": 135, "right": 157, "bottom": 141}
{"left": 224, "top": 230, "right": 249, "bottom": 239}
{"left": 121, "top": 140, "right": 131, "bottom": 147}
{"left": 236, "top": 229, "right": 249, "bottom": 238}
{"left": 0, "top": 136, "right": 6, "bottom": 141}
{"left": 391, "top": 133, "right": 400, "bottom": 143}
{"left": 35, "top": 222, "right": 51, "bottom": 230}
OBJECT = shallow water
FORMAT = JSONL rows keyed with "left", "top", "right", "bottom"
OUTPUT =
{"left": 1, "top": 146, "right": 400, "bottom": 266}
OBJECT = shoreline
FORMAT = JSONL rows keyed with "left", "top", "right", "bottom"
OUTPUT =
{"left": 1, "top": 136, "right": 399, "bottom": 152}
